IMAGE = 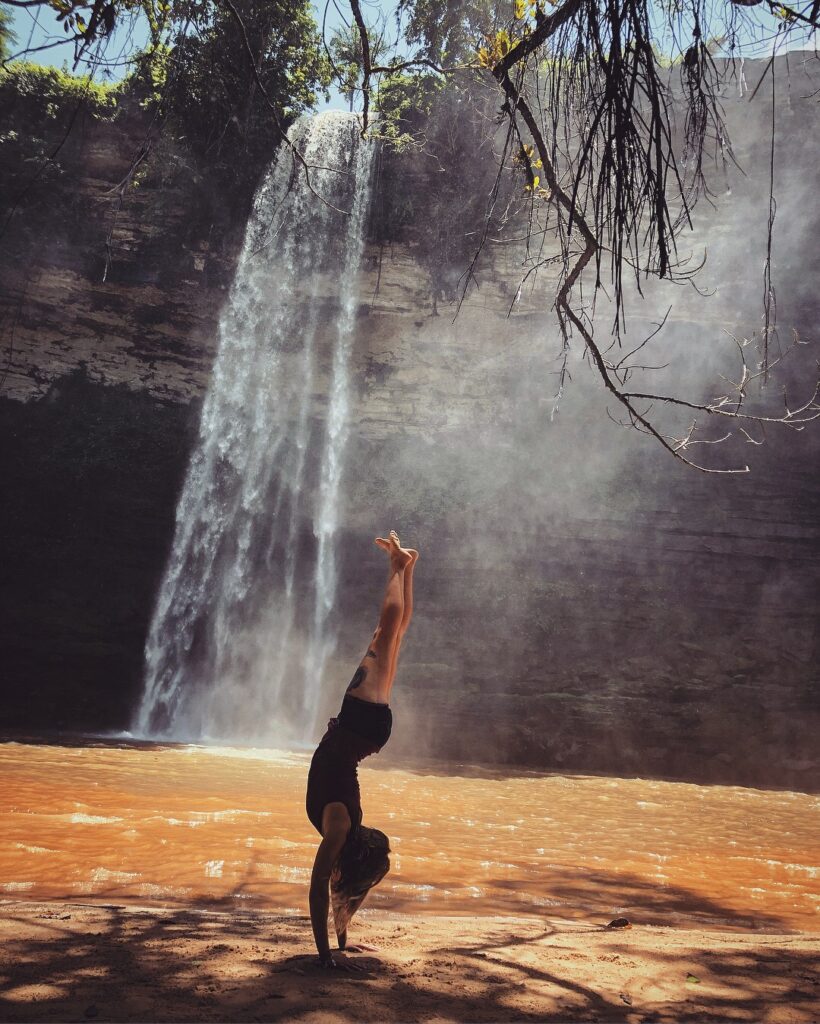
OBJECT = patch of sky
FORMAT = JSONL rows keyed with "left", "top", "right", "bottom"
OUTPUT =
{"left": 7, "top": 0, "right": 406, "bottom": 110}
{"left": 9, "top": 0, "right": 814, "bottom": 109}
{"left": 7, "top": 3, "right": 817, "bottom": 112}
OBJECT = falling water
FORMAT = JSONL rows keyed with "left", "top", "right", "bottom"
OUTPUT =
{"left": 134, "top": 112, "right": 374, "bottom": 745}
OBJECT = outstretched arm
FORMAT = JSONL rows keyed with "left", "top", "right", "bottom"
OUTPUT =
{"left": 309, "top": 803, "right": 351, "bottom": 965}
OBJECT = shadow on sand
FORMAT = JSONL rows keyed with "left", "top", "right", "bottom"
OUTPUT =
{"left": 0, "top": 875, "right": 817, "bottom": 1024}
{"left": 378, "top": 861, "right": 800, "bottom": 933}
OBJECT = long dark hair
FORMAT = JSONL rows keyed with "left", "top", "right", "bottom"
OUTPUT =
{"left": 331, "top": 825, "right": 390, "bottom": 937}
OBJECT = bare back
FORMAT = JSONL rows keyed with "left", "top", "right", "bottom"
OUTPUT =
{"left": 345, "top": 632, "right": 393, "bottom": 704}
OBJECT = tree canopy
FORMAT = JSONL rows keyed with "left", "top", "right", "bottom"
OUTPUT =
{"left": 1, "top": 0, "right": 330, "bottom": 219}
{"left": 132, "top": 0, "right": 329, "bottom": 199}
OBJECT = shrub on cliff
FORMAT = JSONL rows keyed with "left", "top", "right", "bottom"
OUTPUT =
{"left": 0, "top": 61, "right": 119, "bottom": 164}
{"left": 0, "top": 0, "right": 331, "bottom": 266}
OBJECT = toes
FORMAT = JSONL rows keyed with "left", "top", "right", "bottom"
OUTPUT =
{"left": 377, "top": 532, "right": 412, "bottom": 559}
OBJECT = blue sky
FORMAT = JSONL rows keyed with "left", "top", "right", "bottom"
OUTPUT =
{"left": 5, "top": 0, "right": 817, "bottom": 97}
{"left": 4, "top": 0, "right": 409, "bottom": 109}
{"left": 5, "top": 0, "right": 366, "bottom": 110}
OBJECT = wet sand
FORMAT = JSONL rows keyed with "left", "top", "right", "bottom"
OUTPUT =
{"left": 1, "top": 900, "right": 818, "bottom": 1022}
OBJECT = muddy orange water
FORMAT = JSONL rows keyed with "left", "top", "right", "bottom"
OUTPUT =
{"left": 1, "top": 741, "right": 818, "bottom": 932}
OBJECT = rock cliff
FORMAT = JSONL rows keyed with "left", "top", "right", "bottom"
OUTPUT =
{"left": 1, "top": 57, "right": 818, "bottom": 790}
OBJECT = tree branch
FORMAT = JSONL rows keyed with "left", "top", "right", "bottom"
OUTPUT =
{"left": 348, "top": 0, "right": 817, "bottom": 470}
{"left": 491, "top": 29, "right": 757, "bottom": 472}
{"left": 494, "top": 0, "right": 584, "bottom": 78}
{"left": 221, "top": 0, "right": 347, "bottom": 214}
{"left": 348, "top": 0, "right": 372, "bottom": 132}
{"left": 763, "top": 0, "right": 820, "bottom": 28}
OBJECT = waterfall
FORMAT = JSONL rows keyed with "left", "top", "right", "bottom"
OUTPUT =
{"left": 134, "top": 112, "right": 374, "bottom": 745}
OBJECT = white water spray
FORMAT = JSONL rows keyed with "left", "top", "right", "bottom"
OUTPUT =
{"left": 135, "top": 112, "right": 374, "bottom": 744}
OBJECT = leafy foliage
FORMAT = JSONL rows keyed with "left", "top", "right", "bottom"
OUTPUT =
{"left": 398, "top": 0, "right": 499, "bottom": 66}
{"left": 0, "top": 4, "right": 16, "bottom": 62}
{"left": 127, "top": 0, "right": 330, "bottom": 209}
{"left": 373, "top": 70, "right": 442, "bottom": 149}
{"left": 0, "top": 60, "right": 119, "bottom": 164}
{"left": 4, "top": 0, "right": 172, "bottom": 58}
{"left": 329, "top": 22, "right": 388, "bottom": 111}
{"left": 0, "top": 59, "right": 119, "bottom": 116}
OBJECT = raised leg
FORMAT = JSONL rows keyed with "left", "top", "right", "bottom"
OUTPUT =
{"left": 399, "top": 549, "right": 417, "bottom": 639}
{"left": 376, "top": 557, "right": 405, "bottom": 662}
{"left": 346, "top": 531, "right": 413, "bottom": 704}
{"left": 388, "top": 547, "right": 417, "bottom": 683}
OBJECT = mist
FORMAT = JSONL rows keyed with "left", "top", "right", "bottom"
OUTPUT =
{"left": 312, "top": 55, "right": 820, "bottom": 788}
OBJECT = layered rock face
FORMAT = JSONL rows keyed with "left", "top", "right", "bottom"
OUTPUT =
{"left": 1, "top": 58, "right": 817, "bottom": 790}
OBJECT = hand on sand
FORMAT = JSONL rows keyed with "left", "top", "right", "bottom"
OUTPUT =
{"left": 315, "top": 952, "right": 372, "bottom": 974}
{"left": 375, "top": 530, "right": 418, "bottom": 569}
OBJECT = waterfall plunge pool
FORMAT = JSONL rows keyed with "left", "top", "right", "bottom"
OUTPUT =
{"left": 1, "top": 740, "right": 818, "bottom": 933}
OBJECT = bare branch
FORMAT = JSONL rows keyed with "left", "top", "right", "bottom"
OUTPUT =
{"left": 613, "top": 306, "right": 673, "bottom": 371}
{"left": 348, "top": 0, "right": 372, "bottom": 133}
{"left": 762, "top": 0, "right": 820, "bottom": 28}
{"left": 349, "top": 0, "right": 818, "bottom": 470}
{"left": 623, "top": 380, "right": 820, "bottom": 425}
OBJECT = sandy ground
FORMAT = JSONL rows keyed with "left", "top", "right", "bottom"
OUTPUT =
{"left": 0, "top": 901, "right": 817, "bottom": 1023}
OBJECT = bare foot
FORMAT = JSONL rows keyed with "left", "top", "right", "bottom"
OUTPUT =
{"left": 375, "top": 531, "right": 413, "bottom": 569}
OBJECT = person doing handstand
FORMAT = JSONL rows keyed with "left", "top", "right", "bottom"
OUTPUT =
{"left": 306, "top": 530, "right": 417, "bottom": 968}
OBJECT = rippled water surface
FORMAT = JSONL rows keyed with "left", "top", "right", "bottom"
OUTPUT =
{"left": 1, "top": 742, "right": 818, "bottom": 931}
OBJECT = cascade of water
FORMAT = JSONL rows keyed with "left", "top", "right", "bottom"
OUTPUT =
{"left": 134, "top": 112, "right": 374, "bottom": 745}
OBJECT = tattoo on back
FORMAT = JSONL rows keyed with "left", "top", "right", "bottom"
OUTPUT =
{"left": 347, "top": 666, "right": 367, "bottom": 692}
